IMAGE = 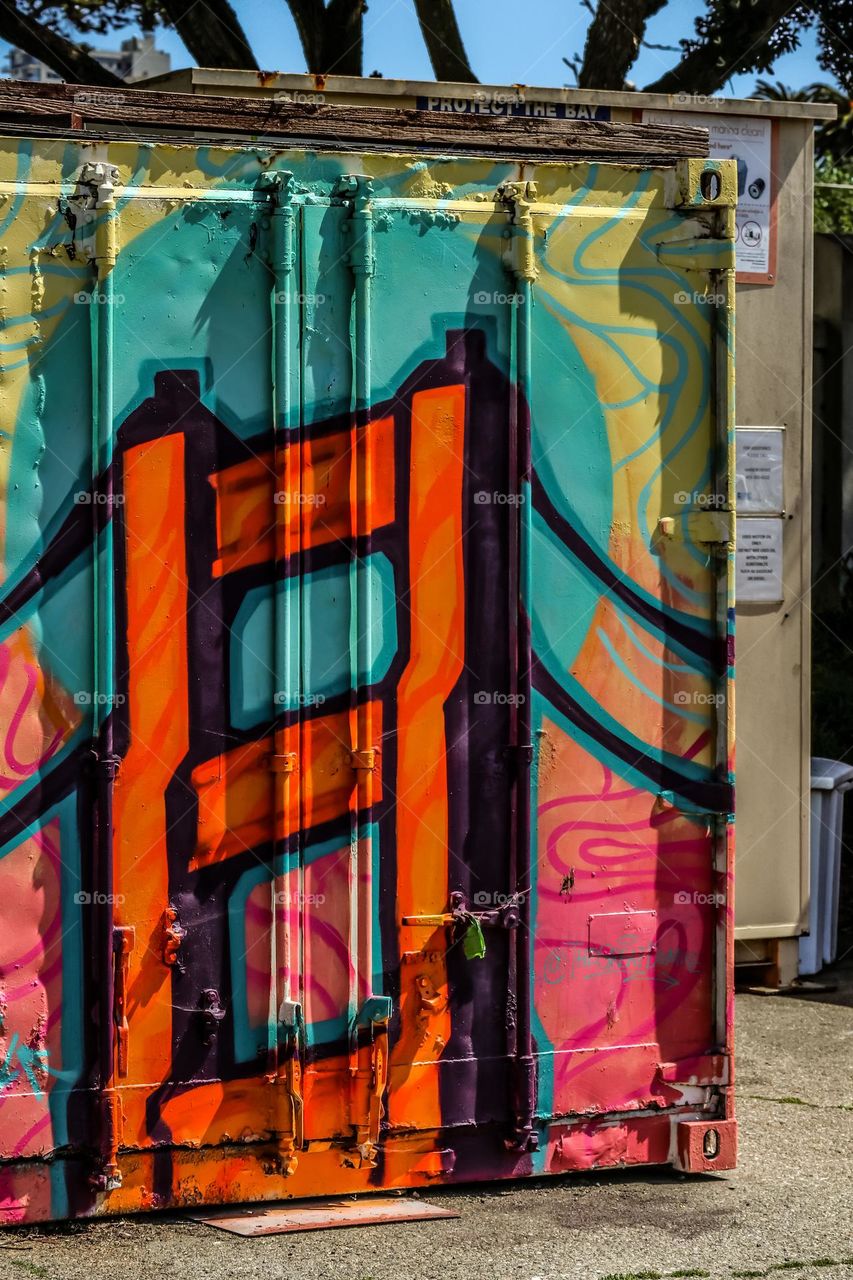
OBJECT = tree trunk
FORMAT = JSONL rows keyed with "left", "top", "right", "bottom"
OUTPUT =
{"left": 158, "top": 0, "right": 258, "bottom": 71}
{"left": 412, "top": 0, "right": 477, "bottom": 82}
{"left": 319, "top": 0, "right": 365, "bottom": 75}
{"left": 579, "top": 0, "right": 667, "bottom": 90}
{"left": 285, "top": 0, "right": 365, "bottom": 76}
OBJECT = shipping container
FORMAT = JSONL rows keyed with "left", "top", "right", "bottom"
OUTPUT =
{"left": 0, "top": 84, "right": 736, "bottom": 1224}
{"left": 145, "top": 70, "right": 831, "bottom": 987}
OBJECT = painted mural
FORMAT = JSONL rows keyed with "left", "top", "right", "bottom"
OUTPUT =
{"left": 0, "top": 133, "right": 736, "bottom": 1223}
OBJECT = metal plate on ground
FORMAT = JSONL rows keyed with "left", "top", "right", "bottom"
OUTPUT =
{"left": 191, "top": 1197, "right": 460, "bottom": 1235}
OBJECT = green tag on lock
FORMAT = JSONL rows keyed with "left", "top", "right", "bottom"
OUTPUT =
{"left": 462, "top": 914, "right": 486, "bottom": 961}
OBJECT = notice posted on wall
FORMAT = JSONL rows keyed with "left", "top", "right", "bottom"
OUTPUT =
{"left": 736, "top": 427, "right": 784, "bottom": 513}
{"left": 736, "top": 518, "right": 784, "bottom": 603}
{"left": 643, "top": 111, "right": 775, "bottom": 282}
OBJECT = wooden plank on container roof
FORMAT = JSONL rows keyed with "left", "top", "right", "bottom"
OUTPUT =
{"left": 0, "top": 79, "right": 709, "bottom": 163}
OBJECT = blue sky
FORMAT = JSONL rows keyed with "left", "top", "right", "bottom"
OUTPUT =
{"left": 1, "top": 0, "right": 832, "bottom": 96}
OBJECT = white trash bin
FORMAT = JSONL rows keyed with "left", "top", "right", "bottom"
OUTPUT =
{"left": 799, "top": 757, "right": 853, "bottom": 975}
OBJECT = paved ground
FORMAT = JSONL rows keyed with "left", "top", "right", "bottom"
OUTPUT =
{"left": 2, "top": 962, "right": 852, "bottom": 1280}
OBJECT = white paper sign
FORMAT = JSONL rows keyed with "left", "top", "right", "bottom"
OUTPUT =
{"left": 736, "top": 427, "right": 784, "bottom": 513}
{"left": 643, "top": 111, "right": 774, "bottom": 280}
{"left": 737, "top": 518, "right": 783, "bottom": 603}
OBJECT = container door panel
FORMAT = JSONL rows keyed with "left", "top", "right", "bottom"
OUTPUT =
{"left": 364, "top": 203, "right": 518, "bottom": 1135}
{"left": 296, "top": 198, "right": 368, "bottom": 1147}
{"left": 108, "top": 189, "right": 301, "bottom": 1165}
{"left": 527, "top": 194, "right": 730, "bottom": 1120}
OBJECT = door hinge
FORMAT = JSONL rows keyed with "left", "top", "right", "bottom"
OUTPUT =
{"left": 655, "top": 788, "right": 734, "bottom": 823}
{"left": 93, "top": 750, "right": 121, "bottom": 781}
{"left": 159, "top": 906, "right": 184, "bottom": 969}
{"left": 507, "top": 741, "right": 535, "bottom": 770}
{"left": 268, "top": 752, "right": 297, "bottom": 774}
{"left": 498, "top": 180, "right": 539, "bottom": 283}
{"left": 657, "top": 509, "right": 734, "bottom": 549}
{"left": 349, "top": 747, "right": 379, "bottom": 772}
{"left": 337, "top": 175, "right": 375, "bottom": 277}
{"left": 197, "top": 988, "right": 226, "bottom": 1046}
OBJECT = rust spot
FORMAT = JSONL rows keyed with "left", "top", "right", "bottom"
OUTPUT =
{"left": 313, "top": 74, "right": 327, "bottom": 92}
{"left": 257, "top": 70, "right": 278, "bottom": 88}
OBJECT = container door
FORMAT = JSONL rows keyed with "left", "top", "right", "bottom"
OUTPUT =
{"left": 292, "top": 191, "right": 394, "bottom": 1157}
{"left": 524, "top": 179, "right": 733, "bottom": 1128}
{"left": 347, "top": 192, "right": 521, "bottom": 1149}
{"left": 105, "top": 179, "right": 307, "bottom": 1182}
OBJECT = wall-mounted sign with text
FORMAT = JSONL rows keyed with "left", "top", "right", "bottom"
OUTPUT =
{"left": 642, "top": 110, "right": 777, "bottom": 285}
{"left": 416, "top": 96, "right": 610, "bottom": 120}
{"left": 735, "top": 425, "right": 786, "bottom": 604}
{"left": 736, "top": 426, "right": 784, "bottom": 513}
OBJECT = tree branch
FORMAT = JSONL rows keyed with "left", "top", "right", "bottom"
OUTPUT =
{"left": 642, "top": 0, "right": 802, "bottom": 95}
{"left": 157, "top": 0, "right": 258, "bottom": 70}
{"left": 0, "top": 0, "right": 122, "bottom": 83}
{"left": 283, "top": 0, "right": 364, "bottom": 76}
{"left": 412, "top": 0, "right": 477, "bottom": 82}
{"left": 579, "top": 0, "right": 667, "bottom": 90}
{"left": 320, "top": 0, "right": 364, "bottom": 76}
{"left": 284, "top": 0, "right": 325, "bottom": 71}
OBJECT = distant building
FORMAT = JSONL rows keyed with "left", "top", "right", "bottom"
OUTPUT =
{"left": 6, "top": 33, "right": 171, "bottom": 84}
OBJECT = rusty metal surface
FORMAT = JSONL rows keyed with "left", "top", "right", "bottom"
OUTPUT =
{"left": 191, "top": 1197, "right": 460, "bottom": 1235}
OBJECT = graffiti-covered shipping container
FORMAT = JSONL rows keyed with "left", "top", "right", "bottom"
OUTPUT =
{"left": 0, "top": 87, "right": 736, "bottom": 1223}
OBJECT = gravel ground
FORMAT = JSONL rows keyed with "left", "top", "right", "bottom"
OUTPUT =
{"left": 2, "top": 964, "right": 851, "bottom": 1280}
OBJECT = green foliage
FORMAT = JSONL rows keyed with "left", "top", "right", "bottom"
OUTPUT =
{"left": 816, "top": 161, "right": 853, "bottom": 234}
{"left": 751, "top": 81, "right": 853, "bottom": 234}
{"left": 686, "top": 2, "right": 813, "bottom": 77}
{"left": 19, "top": 0, "right": 158, "bottom": 37}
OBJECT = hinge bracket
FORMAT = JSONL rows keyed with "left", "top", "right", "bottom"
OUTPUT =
{"left": 349, "top": 748, "right": 378, "bottom": 772}
{"left": 268, "top": 752, "right": 297, "bottom": 774}
{"left": 498, "top": 180, "right": 539, "bottom": 283}
{"left": 336, "top": 175, "right": 375, "bottom": 277}
{"left": 657, "top": 510, "right": 734, "bottom": 549}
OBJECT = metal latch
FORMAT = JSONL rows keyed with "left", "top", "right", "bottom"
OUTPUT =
{"left": 345, "top": 995, "right": 392, "bottom": 1169}
{"left": 668, "top": 158, "right": 737, "bottom": 209}
{"left": 657, "top": 510, "right": 734, "bottom": 550}
{"left": 159, "top": 906, "right": 184, "bottom": 969}
{"left": 275, "top": 998, "right": 304, "bottom": 1175}
{"left": 112, "top": 925, "right": 135, "bottom": 1078}
{"left": 686, "top": 509, "right": 734, "bottom": 547}
{"left": 403, "top": 891, "right": 524, "bottom": 933}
